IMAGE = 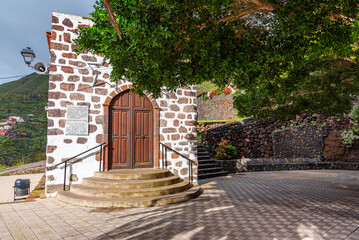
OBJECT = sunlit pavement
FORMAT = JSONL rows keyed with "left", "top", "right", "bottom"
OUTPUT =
{"left": 0, "top": 174, "right": 43, "bottom": 203}
{"left": 0, "top": 170, "right": 358, "bottom": 240}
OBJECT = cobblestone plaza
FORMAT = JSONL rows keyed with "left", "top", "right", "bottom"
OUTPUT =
{"left": 0, "top": 170, "right": 358, "bottom": 239}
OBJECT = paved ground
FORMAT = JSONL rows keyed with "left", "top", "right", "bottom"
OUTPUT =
{"left": 0, "top": 174, "right": 44, "bottom": 203}
{"left": 0, "top": 170, "right": 358, "bottom": 240}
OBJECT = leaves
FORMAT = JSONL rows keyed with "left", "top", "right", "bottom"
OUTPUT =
{"left": 76, "top": 0, "right": 359, "bottom": 119}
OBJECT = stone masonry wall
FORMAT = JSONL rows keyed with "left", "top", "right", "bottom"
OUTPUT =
{"left": 202, "top": 115, "right": 347, "bottom": 161}
{"left": 198, "top": 95, "right": 237, "bottom": 120}
{"left": 46, "top": 12, "right": 197, "bottom": 195}
{"left": 202, "top": 118, "right": 278, "bottom": 158}
{"left": 272, "top": 124, "right": 327, "bottom": 158}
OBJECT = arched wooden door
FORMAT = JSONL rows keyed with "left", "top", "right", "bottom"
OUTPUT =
{"left": 109, "top": 90, "right": 153, "bottom": 169}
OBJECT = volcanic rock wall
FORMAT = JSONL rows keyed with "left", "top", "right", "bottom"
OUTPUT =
{"left": 202, "top": 118, "right": 278, "bottom": 158}
{"left": 272, "top": 124, "right": 327, "bottom": 158}
{"left": 198, "top": 95, "right": 237, "bottom": 120}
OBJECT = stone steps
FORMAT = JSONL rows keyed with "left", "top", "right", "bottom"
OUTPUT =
{"left": 197, "top": 146, "right": 227, "bottom": 180}
{"left": 82, "top": 175, "right": 180, "bottom": 189}
{"left": 57, "top": 186, "right": 202, "bottom": 208}
{"left": 198, "top": 159, "right": 217, "bottom": 164}
{"left": 70, "top": 181, "right": 191, "bottom": 198}
{"left": 198, "top": 155, "right": 212, "bottom": 160}
{"left": 198, "top": 163, "right": 218, "bottom": 169}
{"left": 57, "top": 169, "right": 201, "bottom": 208}
{"left": 198, "top": 171, "right": 228, "bottom": 179}
{"left": 198, "top": 167, "right": 225, "bottom": 174}
{"left": 93, "top": 169, "right": 169, "bottom": 180}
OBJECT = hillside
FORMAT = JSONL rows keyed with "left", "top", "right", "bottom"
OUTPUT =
{"left": 0, "top": 73, "right": 48, "bottom": 168}
{"left": 0, "top": 73, "right": 48, "bottom": 122}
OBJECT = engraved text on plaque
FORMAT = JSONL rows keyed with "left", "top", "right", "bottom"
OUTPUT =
{"left": 65, "top": 106, "right": 89, "bottom": 136}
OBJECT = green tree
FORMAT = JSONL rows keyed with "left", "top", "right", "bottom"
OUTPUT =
{"left": 75, "top": 0, "right": 359, "bottom": 120}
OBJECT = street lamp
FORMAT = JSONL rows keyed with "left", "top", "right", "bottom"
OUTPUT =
{"left": 20, "top": 47, "right": 48, "bottom": 75}
{"left": 20, "top": 47, "right": 36, "bottom": 66}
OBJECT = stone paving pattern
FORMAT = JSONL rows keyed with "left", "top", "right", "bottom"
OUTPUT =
{"left": 0, "top": 170, "right": 358, "bottom": 239}
{"left": 0, "top": 174, "right": 44, "bottom": 203}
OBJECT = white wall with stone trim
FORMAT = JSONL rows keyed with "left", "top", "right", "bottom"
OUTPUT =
{"left": 46, "top": 12, "right": 197, "bottom": 195}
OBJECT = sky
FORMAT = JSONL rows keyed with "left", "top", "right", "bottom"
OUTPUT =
{"left": 0, "top": 0, "right": 97, "bottom": 85}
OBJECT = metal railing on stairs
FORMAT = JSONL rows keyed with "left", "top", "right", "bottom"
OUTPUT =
{"left": 160, "top": 142, "right": 197, "bottom": 183}
{"left": 53, "top": 142, "right": 106, "bottom": 191}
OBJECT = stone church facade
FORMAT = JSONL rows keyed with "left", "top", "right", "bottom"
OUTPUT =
{"left": 46, "top": 12, "right": 198, "bottom": 195}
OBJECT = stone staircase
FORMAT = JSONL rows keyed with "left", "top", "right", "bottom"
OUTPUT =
{"left": 57, "top": 169, "right": 201, "bottom": 208}
{"left": 198, "top": 146, "right": 227, "bottom": 179}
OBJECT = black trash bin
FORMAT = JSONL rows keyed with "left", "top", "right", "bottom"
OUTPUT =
{"left": 14, "top": 179, "right": 30, "bottom": 201}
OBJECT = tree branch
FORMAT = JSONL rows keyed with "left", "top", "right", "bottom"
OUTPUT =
{"left": 103, "top": 0, "right": 122, "bottom": 40}
{"left": 219, "top": 0, "right": 274, "bottom": 22}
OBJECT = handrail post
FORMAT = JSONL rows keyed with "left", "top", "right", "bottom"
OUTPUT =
{"left": 99, "top": 144, "right": 103, "bottom": 172}
{"left": 160, "top": 142, "right": 197, "bottom": 183}
{"left": 191, "top": 162, "right": 193, "bottom": 183}
{"left": 165, "top": 147, "right": 167, "bottom": 168}
{"left": 161, "top": 144, "right": 164, "bottom": 169}
{"left": 63, "top": 161, "right": 67, "bottom": 191}
{"left": 188, "top": 160, "right": 192, "bottom": 183}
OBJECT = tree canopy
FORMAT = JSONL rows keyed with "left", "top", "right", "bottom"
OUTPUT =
{"left": 75, "top": 0, "right": 359, "bottom": 120}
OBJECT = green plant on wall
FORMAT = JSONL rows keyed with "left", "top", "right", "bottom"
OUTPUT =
{"left": 349, "top": 105, "right": 359, "bottom": 120}
{"left": 215, "top": 138, "right": 237, "bottom": 160}
{"left": 341, "top": 120, "right": 359, "bottom": 148}
{"left": 341, "top": 129, "right": 359, "bottom": 148}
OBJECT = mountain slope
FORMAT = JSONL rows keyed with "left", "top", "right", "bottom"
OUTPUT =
{"left": 0, "top": 73, "right": 49, "bottom": 122}
{"left": 0, "top": 73, "right": 48, "bottom": 97}
{"left": 0, "top": 73, "right": 49, "bottom": 167}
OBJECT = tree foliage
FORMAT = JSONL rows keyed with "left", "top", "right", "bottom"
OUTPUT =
{"left": 76, "top": 0, "right": 359, "bottom": 120}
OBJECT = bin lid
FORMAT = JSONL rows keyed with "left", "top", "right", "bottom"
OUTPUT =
{"left": 15, "top": 179, "right": 30, "bottom": 189}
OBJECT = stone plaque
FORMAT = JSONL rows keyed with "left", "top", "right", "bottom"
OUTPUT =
{"left": 65, "top": 106, "right": 89, "bottom": 136}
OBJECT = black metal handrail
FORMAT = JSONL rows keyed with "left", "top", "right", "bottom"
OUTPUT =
{"left": 54, "top": 142, "right": 106, "bottom": 191}
{"left": 160, "top": 142, "right": 197, "bottom": 183}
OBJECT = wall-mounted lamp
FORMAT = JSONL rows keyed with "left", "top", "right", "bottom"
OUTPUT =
{"left": 20, "top": 47, "right": 49, "bottom": 75}
{"left": 20, "top": 47, "right": 36, "bottom": 66}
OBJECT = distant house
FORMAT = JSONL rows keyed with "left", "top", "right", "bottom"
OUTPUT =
{"left": 4, "top": 125, "right": 12, "bottom": 130}
{"left": 0, "top": 131, "right": 8, "bottom": 136}
{"left": 8, "top": 116, "right": 24, "bottom": 122}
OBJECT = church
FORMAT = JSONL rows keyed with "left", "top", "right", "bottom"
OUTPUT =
{"left": 45, "top": 12, "right": 200, "bottom": 207}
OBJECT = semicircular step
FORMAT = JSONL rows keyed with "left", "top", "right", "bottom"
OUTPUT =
{"left": 82, "top": 175, "right": 181, "bottom": 189}
{"left": 70, "top": 181, "right": 192, "bottom": 198}
{"left": 57, "top": 186, "right": 202, "bottom": 208}
{"left": 93, "top": 169, "right": 170, "bottom": 180}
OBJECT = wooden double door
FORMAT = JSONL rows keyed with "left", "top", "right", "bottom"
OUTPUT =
{"left": 110, "top": 91, "right": 153, "bottom": 169}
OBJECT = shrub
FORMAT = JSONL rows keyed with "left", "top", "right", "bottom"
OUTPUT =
{"left": 209, "top": 91, "right": 217, "bottom": 98}
{"left": 223, "top": 87, "right": 232, "bottom": 95}
{"left": 341, "top": 129, "right": 359, "bottom": 148}
{"left": 215, "top": 139, "right": 237, "bottom": 160}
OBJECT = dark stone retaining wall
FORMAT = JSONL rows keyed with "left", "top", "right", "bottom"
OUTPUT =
{"left": 273, "top": 124, "right": 327, "bottom": 158}
{"left": 198, "top": 95, "right": 237, "bottom": 120}
{"left": 202, "top": 118, "right": 280, "bottom": 159}
{"left": 201, "top": 115, "right": 359, "bottom": 171}
{"left": 216, "top": 159, "right": 359, "bottom": 173}
{"left": 0, "top": 161, "right": 45, "bottom": 175}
